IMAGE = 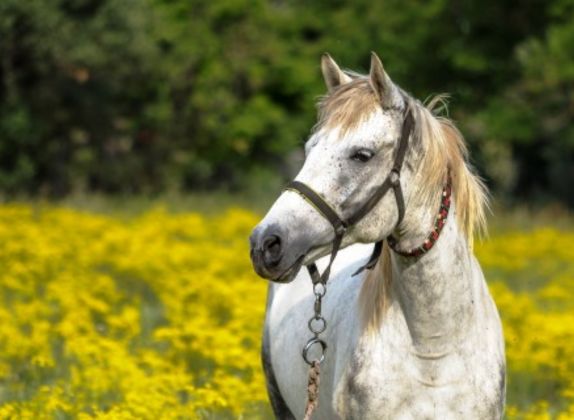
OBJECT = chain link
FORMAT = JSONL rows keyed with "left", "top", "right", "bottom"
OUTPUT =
{"left": 302, "top": 280, "right": 328, "bottom": 366}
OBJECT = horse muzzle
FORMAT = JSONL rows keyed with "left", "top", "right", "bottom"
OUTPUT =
{"left": 249, "top": 224, "right": 306, "bottom": 283}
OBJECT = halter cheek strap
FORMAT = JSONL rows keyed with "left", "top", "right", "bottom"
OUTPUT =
{"left": 344, "top": 108, "right": 414, "bottom": 228}
{"left": 285, "top": 108, "right": 414, "bottom": 285}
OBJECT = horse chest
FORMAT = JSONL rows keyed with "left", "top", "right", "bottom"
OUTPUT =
{"left": 335, "top": 345, "right": 465, "bottom": 419}
{"left": 264, "top": 248, "right": 504, "bottom": 420}
{"left": 333, "top": 318, "right": 504, "bottom": 419}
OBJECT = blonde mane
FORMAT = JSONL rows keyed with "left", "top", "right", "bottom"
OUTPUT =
{"left": 317, "top": 80, "right": 489, "bottom": 333}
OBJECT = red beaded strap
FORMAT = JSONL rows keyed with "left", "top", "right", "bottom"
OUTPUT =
{"left": 387, "top": 174, "right": 452, "bottom": 257}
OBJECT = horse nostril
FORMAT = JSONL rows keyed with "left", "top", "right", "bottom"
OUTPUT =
{"left": 263, "top": 234, "right": 282, "bottom": 266}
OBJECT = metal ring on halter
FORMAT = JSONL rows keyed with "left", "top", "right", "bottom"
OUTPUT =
{"left": 313, "top": 282, "right": 326, "bottom": 297}
{"left": 308, "top": 316, "right": 327, "bottom": 335}
{"left": 389, "top": 169, "right": 400, "bottom": 186}
{"left": 302, "top": 337, "right": 327, "bottom": 365}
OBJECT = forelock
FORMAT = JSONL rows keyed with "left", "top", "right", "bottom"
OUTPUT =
{"left": 315, "top": 78, "right": 380, "bottom": 136}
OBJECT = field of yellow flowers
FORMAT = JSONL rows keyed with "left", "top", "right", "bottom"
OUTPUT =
{"left": 0, "top": 203, "right": 573, "bottom": 419}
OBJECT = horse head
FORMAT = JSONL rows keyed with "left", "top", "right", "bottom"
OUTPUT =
{"left": 250, "top": 53, "right": 424, "bottom": 283}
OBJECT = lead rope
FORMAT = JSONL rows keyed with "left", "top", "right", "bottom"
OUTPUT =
{"left": 302, "top": 278, "right": 327, "bottom": 420}
{"left": 300, "top": 235, "right": 340, "bottom": 420}
{"left": 303, "top": 360, "right": 321, "bottom": 420}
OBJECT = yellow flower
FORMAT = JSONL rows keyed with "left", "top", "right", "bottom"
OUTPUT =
{"left": 0, "top": 204, "right": 572, "bottom": 417}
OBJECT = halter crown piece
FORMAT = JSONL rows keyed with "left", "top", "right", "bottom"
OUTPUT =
{"left": 284, "top": 104, "right": 452, "bottom": 419}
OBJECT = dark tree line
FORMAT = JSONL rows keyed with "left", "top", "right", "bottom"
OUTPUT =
{"left": 1, "top": 0, "right": 573, "bottom": 205}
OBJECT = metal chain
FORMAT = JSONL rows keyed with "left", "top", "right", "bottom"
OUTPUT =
{"left": 302, "top": 280, "right": 328, "bottom": 365}
{"left": 302, "top": 279, "right": 328, "bottom": 419}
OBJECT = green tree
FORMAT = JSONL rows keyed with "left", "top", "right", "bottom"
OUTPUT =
{"left": 0, "top": 0, "right": 573, "bottom": 205}
{"left": 471, "top": 2, "right": 574, "bottom": 205}
{"left": 0, "top": 0, "right": 164, "bottom": 195}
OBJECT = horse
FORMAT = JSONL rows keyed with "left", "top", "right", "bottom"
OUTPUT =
{"left": 249, "top": 52, "right": 505, "bottom": 420}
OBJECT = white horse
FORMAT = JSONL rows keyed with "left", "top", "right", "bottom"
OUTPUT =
{"left": 250, "top": 52, "right": 505, "bottom": 420}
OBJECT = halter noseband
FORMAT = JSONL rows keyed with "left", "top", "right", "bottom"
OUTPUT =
{"left": 285, "top": 107, "right": 415, "bottom": 285}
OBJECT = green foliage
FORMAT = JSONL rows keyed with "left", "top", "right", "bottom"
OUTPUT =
{"left": 0, "top": 0, "right": 573, "bottom": 204}
{"left": 477, "top": 6, "right": 574, "bottom": 205}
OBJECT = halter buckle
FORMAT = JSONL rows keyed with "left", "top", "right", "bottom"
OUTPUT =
{"left": 390, "top": 170, "right": 400, "bottom": 186}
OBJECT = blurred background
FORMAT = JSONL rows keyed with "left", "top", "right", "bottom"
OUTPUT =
{"left": 1, "top": 0, "right": 574, "bottom": 419}
{"left": 1, "top": 0, "right": 573, "bottom": 207}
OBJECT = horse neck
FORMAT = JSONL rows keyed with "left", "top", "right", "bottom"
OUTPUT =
{"left": 390, "top": 198, "right": 475, "bottom": 355}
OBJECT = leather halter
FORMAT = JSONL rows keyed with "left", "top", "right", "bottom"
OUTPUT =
{"left": 285, "top": 107, "right": 415, "bottom": 285}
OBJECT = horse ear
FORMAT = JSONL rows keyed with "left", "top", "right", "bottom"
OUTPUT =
{"left": 321, "top": 53, "right": 352, "bottom": 92}
{"left": 369, "top": 52, "right": 396, "bottom": 106}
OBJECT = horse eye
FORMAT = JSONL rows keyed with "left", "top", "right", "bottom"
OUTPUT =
{"left": 350, "top": 149, "right": 374, "bottom": 163}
